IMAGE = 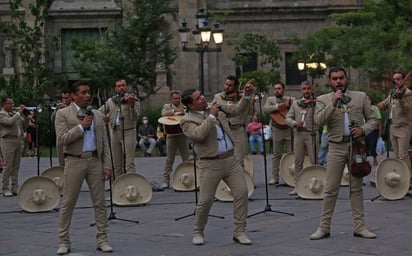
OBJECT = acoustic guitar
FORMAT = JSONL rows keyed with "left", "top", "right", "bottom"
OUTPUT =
{"left": 270, "top": 98, "right": 293, "bottom": 129}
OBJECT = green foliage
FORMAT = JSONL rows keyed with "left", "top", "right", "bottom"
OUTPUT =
{"left": 238, "top": 70, "right": 279, "bottom": 93}
{"left": 294, "top": 0, "right": 412, "bottom": 80}
{"left": 230, "top": 33, "right": 281, "bottom": 93}
{"left": 70, "top": 0, "right": 177, "bottom": 99}
{"left": 3, "top": 0, "right": 58, "bottom": 105}
{"left": 137, "top": 106, "right": 163, "bottom": 128}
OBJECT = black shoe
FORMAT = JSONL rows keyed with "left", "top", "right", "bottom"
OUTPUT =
{"left": 147, "top": 153, "right": 152, "bottom": 157}
{"left": 251, "top": 152, "right": 257, "bottom": 155}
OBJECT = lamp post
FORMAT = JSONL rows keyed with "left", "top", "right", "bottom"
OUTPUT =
{"left": 178, "top": 8, "right": 224, "bottom": 95}
{"left": 297, "top": 60, "right": 327, "bottom": 85}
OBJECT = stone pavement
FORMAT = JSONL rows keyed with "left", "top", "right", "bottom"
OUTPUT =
{"left": 1, "top": 153, "right": 411, "bottom": 256}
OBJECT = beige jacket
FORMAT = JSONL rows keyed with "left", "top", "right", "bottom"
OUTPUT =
{"left": 314, "top": 91, "right": 377, "bottom": 143}
{"left": 99, "top": 97, "right": 140, "bottom": 130}
{"left": 55, "top": 103, "right": 111, "bottom": 170}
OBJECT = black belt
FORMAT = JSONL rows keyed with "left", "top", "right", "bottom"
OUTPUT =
{"left": 296, "top": 127, "right": 310, "bottom": 132}
{"left": 200, "top": 150, "right": 234, "bottom": 160}
{"left": 341, "top": 136, "right": 351, "bottom": 142}
{"left": 2, "top": 135, "right": 22, "bottom": 139}
{"left": 65, "top": 151, "right": 97, "bottom": 159}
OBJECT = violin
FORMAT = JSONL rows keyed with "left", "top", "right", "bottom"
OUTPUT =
{"left": 349, "top": 122, "right": 371, "bottom": 178}
{"left": 296, "top": 97, "right": 317, "bottom": 108}
{"left": 222, "top": 91, "right": 243, "bottom": 102}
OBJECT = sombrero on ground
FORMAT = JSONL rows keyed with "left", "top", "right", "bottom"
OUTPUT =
{"left": 215, "top": 172, "right": 254, "bottom": 202}
{"left": 172, "top": 160, "right": 199, "bottom": 191}
{"left": 41, "top": 166, "right": 64, "bottom": 195}
{"left": 376, "top": 158, "right": 410, "bottom": 200}
{"left": 295, "top": 165, "right": 326, "bottom": 199}
{"left": 279, "top": 152, "right": 310, "bottom": 187}
{"left": 112, "top": 173, "right": 152, "bottom": 206}
{"left": 18, "top": 176, "right": 60, "bottom": 213}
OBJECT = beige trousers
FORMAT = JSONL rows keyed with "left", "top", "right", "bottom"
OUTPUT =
{"left": 271, "top": 126, "right": 292, "bottom": 179}
{"left": 112, "top": 127, "right": 136, "bottom": 179}
{"left": 230, "top": 127, "right": 248, "bottom": 165}
{"left": 390, "top": 124, "right": 412, "bottom": 173}
{"left": 163, "top": 134, "right": 189, "bottom": 183}
{"left": 1, "top": 138, "right": 23, "bottom": 193}
{"left": 293, "top": 131, "right": 318, "bottom": 183}
{"left": 319, "top": 142, "right": 366, "bottom": 233}
{"left": 194, "top": 156, "right": 248, "bottom": 237}
{"left": 58, "top": 156, "right": 108, "bottom": 246}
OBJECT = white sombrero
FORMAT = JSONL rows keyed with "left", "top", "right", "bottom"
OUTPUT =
{"left": 18, "top": 176, "right": 60, "bottom": 213}
{"left": 376, "top": 158, "right": 410, "bottom": 200}
{"left": 172, "top": 161, "right": 199, "bottom": 192}
{"left": 295, "top": 165, "right": 326, "bottom": 199}
{"left": 41, "top": 166, "right": 64, "bottom": 195}
{"left": 112, "top": 173, "right": 152, "bottom": 206}
{"left": 340, "top": 165, "right": 350, "bottom": 186}
{"left": 215, "top": 172, "right": 254, "bottom": 202}
{"left": 279, "top": 152, "right": 310, "bottom": 187}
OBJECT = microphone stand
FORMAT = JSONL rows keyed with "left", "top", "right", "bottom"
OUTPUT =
{"left": 248, "top": 93, "right": 294, "bottom": 218}
{"left": 310, "top": 94, "right": 318, "bottom": 165}
{"left": 175, "top": 146, "right": 224, "bottom": 221}
{"left": 47, "top": 105, "right": 53, "bottom": 167}
{"left": 91, "top": 91, "right": 139, "bottom": 226}
{"left": 118, "top": 94, "right": 127, "bottom": 175}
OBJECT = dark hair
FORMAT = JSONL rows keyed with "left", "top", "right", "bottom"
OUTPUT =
{"left": 181, "top": 88, "right": 196, "bottom": 109}
{"left": 61, "top": 88, "right": 70, "bottom": 94}
{"left": 328, "top": 67, "right": 347, "bottom": 78}
{"left": 273, "top": 82, "right": 285, "bottom": 89}
{"left": 70, "top": 80, "right": 90, "bottom": 93}
{"left": 1, "top": 96, "right": 11, "bottom": 105}
{"left": 170, "top": 90, "right": 181, "bottom": 98}
{"left": 226, "top": 75, "right": 239, "bottom": 88}
{"left": 393, "top": 71, "right": 405, "bottom": 79}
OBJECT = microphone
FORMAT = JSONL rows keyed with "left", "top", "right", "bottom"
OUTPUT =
{"left": 336, "top": 99, "right": 342, "bottom": 108}
{"left": 86, "top": 106, "right": 94, "bottom": 116}
{"left": 217, "top": 106, "right": 229, "bottom": 115}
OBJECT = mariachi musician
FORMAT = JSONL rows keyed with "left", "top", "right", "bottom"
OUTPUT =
{"left": 213, "top": 75, "right": 254, "bottom": 166}
{"left": 377, "top": 71, "right": 412, "bottom": 177}
{"left": 310, "top": 67, "right": 377, "bottom": 240}
{"left": 263, "top": 82, "right": 294, "bottom": 185}
{"left": 285, "top": 81, "right": 319, "bottom": 195}
{"left": 99, "top": 79, "right": 140, "bottom": 179}
{"left": 160, "top": 91, "right": 190, "bottom": 189}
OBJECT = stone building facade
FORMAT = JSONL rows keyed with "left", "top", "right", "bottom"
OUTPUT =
{"left": 0, "top": 0, "right": 364, "bottom": 103}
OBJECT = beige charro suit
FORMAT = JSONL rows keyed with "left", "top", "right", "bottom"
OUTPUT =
{"left": 213, "top": 92, "right": 253, "bottom": 164}
{"left": 263, "top": 96, "right": 294, "bottom": 182}
{"left": 180, "top": 96, "right": 252, "bottom": 238}
{"left": 55, "top": 103, "right": 111, "bottom": 247}
{"left": 382, "top": 88, "right": 412, "bottom": 173}
{"left": 0, "top": 109, "right": 28, "bottom": 194}
{"left": 314, "top": 91, "right": 376, "bottom": 233}
{"left": 99, "top": 97, "right": 140, "bottom": 178}
{"left": 160, "top": 103, "right": 190, "bottom": 185}
{"left": 285, "top": 98, "right": 319, "bottom": 185}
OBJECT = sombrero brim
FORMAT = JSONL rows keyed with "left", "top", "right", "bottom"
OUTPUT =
{"left": 279, "top": 152, "right": 311, "bottom": 187}
{"left": 215, "top": 172, "right": 254, "bottom": 202}
{"left": 41, "top": 166, "right": 65, "bottom": 195}
{"left": 295, "top": 165, "right": 326, "bottom": 199}
{"left": 376, "top": 158, "right": 410, "bottom": 200}
{"left": 18, "top": 176, "right": 60, "bottom": 213}
{"left": 112, "top": 173, "right": 152, "bottom": 206}
{"left": 172, "top": 161, "right": 200, "bottom": 191}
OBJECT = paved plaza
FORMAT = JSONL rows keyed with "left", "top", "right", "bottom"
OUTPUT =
{"left": 1, "top": 153, "right": 411, "bottom": 256}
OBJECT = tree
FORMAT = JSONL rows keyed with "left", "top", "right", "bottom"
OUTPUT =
{"left": 230, "top": 33, "right": 281, "bottom": 93}
{"left": 70, "top": 0, "right": 177, "bottom": 99}
{"left": 294, "top": 0, "right": 412, "bottom": 83}
{"left": 2, "top": 0, "right": 57, "bottom": 105}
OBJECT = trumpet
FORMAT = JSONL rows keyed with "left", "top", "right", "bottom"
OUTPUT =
{"left": 13, "top": 104, "right": 43, "bottom": 115}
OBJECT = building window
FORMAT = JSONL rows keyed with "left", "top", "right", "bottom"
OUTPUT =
{"left": 285, "top": 52, "right": 306, "bottom": 85}
{"left": 61, "top": 28, "right": 106, "bottom": 74}
{"left": 235, "top": 52, "right": 257, "bottom": 78}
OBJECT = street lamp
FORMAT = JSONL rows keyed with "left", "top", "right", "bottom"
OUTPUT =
{"left": 178, "top": 8, "right": 224, "bottom": 95}
{"left": 297, "top": 60, "right": 327, "bottom": 85}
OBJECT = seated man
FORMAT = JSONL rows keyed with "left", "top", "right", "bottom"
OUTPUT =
{"left": 247, "top": 115, "right": 264, "bottom": 154}
{"left": 137, "top": 116, "right": 156, "bottom": 157}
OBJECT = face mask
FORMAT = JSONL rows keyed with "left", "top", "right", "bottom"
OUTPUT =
{"left": 143, "top": 120, "right": 148, "bottom": 124}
